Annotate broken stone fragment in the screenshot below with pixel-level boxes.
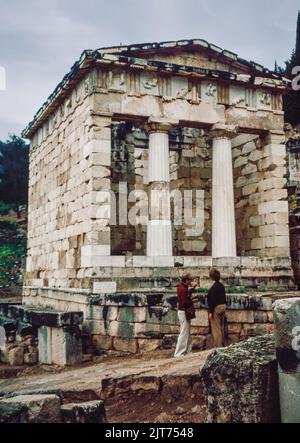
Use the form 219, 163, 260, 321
273, 298, 300, 373
23, 351, 38, 366
8, 347, 24, 366
200, 335, 280, 423
3, 388, 63, 401
0, 394, 61, 423
174, 406, 185, 415
0, 402, 28, 423
60, 400, 106, 423
273, 298, 300, 423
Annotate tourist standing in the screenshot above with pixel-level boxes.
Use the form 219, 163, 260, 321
174, 273, 198, 358
207, 268, 227, 348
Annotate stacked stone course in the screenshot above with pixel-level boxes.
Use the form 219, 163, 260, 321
234, 132, 289, 258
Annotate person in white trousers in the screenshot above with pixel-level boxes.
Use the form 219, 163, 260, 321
174, 273, 198, 358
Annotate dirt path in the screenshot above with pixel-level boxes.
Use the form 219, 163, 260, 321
0, 350, 212, 423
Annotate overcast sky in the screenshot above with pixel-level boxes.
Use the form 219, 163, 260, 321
0, 0, 299, 140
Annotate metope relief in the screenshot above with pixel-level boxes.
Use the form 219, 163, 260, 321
108, 70, 127, 93
201, 81, 217, 103
140, 73, 159, 95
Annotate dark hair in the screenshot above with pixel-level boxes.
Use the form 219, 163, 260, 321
181, 272, 192, 283
209, 268, 221, 282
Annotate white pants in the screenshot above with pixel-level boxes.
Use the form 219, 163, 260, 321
174, 310, 192, 358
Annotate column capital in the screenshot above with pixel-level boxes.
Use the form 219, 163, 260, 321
210, 123, 239, 140
145, 117, 179, 133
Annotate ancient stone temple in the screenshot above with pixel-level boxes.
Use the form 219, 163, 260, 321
17, 39, 298, 359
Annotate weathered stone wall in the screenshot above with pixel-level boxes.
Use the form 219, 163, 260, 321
25, 76, 91, 289
150, 50, 248, 74
233, 132, 289, 258
86, 292, 286, 354
22, 287, 297, 355
170, 128, 211, 256
111, 122, 137, 255
24, 72, 115, 290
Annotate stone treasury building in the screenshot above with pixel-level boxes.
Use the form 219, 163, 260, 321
13, 39, 299, 361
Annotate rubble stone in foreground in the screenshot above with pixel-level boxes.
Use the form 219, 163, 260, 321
200, 335, 280, 423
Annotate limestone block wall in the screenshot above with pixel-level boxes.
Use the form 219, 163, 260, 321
24, 72, 112, 290
233, 131, 289, 258
110, 122, 137, 255
22, 285, 296, 356
85, 292, 283, 355
169, 128, 212, 256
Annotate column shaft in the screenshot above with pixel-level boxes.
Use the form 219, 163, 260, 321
147, 128, 172, 257
212, 127, 237, 258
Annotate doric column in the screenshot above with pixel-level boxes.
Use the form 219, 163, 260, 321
145, 118, 178, 257
211, 124, 238, 258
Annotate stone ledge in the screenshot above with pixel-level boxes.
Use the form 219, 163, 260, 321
1, 305, 83, 328
78, 255, 293, 268
21, 289, 300, 311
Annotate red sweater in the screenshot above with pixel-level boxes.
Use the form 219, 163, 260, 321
177, 283, 194, 311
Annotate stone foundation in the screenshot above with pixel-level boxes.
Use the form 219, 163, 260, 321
23, 255, 296, 295
19, 282, 300, 355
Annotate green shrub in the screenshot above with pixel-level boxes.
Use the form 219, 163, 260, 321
0, 221, 27, 289
0, 201, 14, 216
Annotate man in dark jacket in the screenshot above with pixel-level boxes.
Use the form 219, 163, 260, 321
174, 272, 198, 357
207, 268, 227, 348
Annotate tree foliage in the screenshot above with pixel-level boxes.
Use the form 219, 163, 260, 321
283, 11, 300, 126
0, 135, 29, 217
